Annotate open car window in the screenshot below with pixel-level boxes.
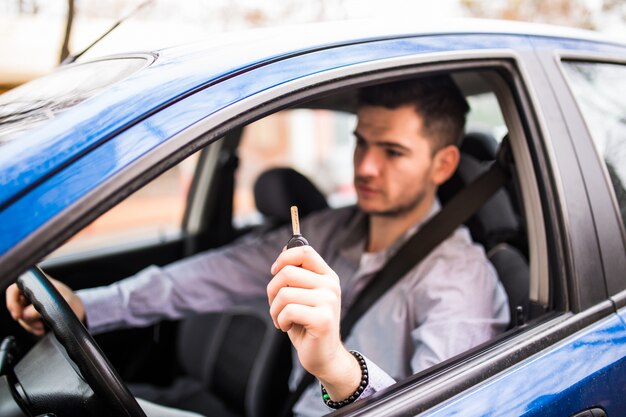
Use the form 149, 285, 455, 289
233, 85, 509, 230
234, 109, 357, 228
232, 69, 543, 324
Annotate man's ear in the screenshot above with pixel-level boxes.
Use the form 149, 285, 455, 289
431, 145, 460, 186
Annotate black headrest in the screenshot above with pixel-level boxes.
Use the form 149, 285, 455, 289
438, 153, 519, 249
461, 131, 498, 161
253, 167, 328, 223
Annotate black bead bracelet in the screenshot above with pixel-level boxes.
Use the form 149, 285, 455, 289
321, 350, 369, 409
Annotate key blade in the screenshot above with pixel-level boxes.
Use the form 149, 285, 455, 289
290, 206, 300, 235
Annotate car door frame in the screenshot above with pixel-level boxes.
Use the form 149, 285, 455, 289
542, 46, 626, 306
349, 38, 626, 417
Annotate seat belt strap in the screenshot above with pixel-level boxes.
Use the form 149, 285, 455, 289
341, 157, 509, 335
280, 143, 511, 416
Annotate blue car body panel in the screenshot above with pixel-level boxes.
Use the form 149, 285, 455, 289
423, 312, 626, 416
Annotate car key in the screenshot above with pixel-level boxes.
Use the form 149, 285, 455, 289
287, 206, 309, 248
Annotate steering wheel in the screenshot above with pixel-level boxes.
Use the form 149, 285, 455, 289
16, 266, 146, 417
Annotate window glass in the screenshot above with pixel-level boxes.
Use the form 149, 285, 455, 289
466, 92, 508, 142
562, 61, 626, 231
0, 57, 149, 145
234, 109, 356, 227
49, 153, 199, 258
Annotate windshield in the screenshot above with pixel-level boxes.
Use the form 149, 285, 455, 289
0, 57, 150, 146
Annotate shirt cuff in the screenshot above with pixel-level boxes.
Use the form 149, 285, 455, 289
359, 352, 396, 398
76, 284, 125, 335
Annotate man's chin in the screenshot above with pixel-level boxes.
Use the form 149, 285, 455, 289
357, 202, 397, 217
358, 199, 425, 218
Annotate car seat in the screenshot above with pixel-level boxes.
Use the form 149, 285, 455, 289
439, 132, 530, 328
129, 167, 328, 417
253, 167, 328, 230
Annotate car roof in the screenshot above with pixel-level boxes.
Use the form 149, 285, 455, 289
1, 18, 625, 263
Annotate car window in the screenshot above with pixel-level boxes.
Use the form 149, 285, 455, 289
233, 94, 508, 229
561, 61, 626, 233
49, 153, 199, 258
233, 109, 357, 228
466, 92, 508, 141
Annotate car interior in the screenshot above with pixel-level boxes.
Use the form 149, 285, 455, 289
0, 67, 552, 416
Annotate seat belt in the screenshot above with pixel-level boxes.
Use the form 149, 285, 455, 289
280, 141, 512, 416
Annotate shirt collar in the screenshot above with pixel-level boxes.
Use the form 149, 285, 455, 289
338, 199, 442, 265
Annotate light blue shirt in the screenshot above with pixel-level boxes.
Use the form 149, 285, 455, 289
78, 202, 509, 416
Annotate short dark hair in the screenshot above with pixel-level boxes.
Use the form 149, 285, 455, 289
357, 75, 469, 151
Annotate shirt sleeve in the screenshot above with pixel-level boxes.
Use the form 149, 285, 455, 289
354, 354, 396, 398
78, 225, 293, 334
77, 206, 353, 335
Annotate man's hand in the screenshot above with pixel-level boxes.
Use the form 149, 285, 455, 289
267, 246, 361, 401
5, 277, 85, 336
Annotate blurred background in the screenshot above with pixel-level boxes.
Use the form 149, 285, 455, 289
1, 0, 625, 93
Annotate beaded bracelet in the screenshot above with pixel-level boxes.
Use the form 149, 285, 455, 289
321, 350, 369, 409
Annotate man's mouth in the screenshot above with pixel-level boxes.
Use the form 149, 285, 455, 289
355, 181, 379, 196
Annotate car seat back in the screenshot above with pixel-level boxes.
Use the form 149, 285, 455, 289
439, 132, 530, 327
253, 167, 328, 230
176, 304, 292, 417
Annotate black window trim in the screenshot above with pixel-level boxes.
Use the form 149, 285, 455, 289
522, 47, 608, 312
553, 51, 626, 301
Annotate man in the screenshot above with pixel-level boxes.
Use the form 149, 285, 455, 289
6, 75, 509, 416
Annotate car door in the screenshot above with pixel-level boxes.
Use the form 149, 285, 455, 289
344, 37, 626, 417
0, 144, 236, 383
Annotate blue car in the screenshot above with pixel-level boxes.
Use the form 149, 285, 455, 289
1, 19, 625, 417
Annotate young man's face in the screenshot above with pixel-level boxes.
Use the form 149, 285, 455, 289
353, 104, 447, 217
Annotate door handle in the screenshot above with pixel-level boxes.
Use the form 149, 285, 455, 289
570, 408, 607, 417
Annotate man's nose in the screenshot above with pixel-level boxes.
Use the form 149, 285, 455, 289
355, 148, 381, 177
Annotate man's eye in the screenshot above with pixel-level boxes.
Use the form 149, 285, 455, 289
385, 149, 402, 158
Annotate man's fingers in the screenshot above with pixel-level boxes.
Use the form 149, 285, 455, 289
5, 283, 23, 319
276, 303, 320, 333
6, 283, 46, 335
17, 318, 45, 336
22, 304, 41, 322
271, 246, 334, 276
269, 287, 330, 328
267, 265, 338, 305
267, 265, 318, 304
21, 305, 45, 335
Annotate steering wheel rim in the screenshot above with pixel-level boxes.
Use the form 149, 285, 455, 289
17, 266, 146, 417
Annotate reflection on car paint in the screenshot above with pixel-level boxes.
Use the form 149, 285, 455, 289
424, 313, 626, 416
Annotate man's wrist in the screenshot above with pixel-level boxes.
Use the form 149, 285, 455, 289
321, 350, 369, 408
317, 347, 363, 401
69, 293, 86, 323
